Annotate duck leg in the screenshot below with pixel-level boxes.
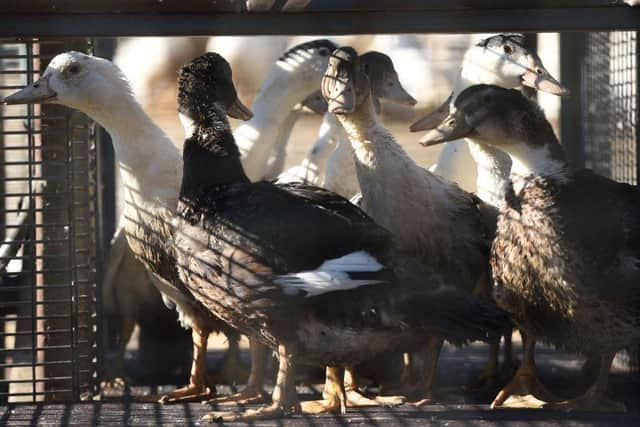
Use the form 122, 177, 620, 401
548, 352, 626, 412
203, 343, 301, 421
159, 325, 215, 403
464, 337, 500, 391
501, 327, 519, 378
101, 315, 135, 391
410, 335, 444, 406
491, 331, 558, 408
300, 367, 348, 414
207, 335, 267, 404
343, 366, 406, 407
205, 331, 249, 385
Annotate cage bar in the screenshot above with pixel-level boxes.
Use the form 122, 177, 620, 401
0, 38, 99, 403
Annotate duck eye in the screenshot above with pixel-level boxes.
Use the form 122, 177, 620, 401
503, 45, 513, 55
67, 64, 80, 75
447, 119, 456, 127
318, 48, 330, 57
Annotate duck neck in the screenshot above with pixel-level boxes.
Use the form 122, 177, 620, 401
466, 141, 512, 208
336, 96, 431, 209
180, 108, 250, 203
85, 88, 182, 211
235, 61, 317, 181
499, 139, 568, 193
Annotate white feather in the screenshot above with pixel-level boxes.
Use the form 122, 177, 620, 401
274, 251, 385, 297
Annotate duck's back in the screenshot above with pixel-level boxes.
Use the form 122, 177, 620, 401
179, 182, 392, 273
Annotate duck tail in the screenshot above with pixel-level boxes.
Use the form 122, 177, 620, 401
397, 286, 511, 345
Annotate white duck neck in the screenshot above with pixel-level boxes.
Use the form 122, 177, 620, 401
86, 88, 182, 211
498, 140, 568, 192
235, 60, 318, 181
466, 141, 512, 208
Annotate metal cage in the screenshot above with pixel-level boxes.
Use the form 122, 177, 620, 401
0, 38, 100, 403
562, 31, 639, 185
582, 31, 638, 184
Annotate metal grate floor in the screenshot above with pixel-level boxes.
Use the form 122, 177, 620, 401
2, 343, 640, 426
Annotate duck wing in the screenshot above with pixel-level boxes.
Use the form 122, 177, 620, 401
555, 169, 640, 304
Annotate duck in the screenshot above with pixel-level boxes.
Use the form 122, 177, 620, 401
411, 35, 569, 385
413, 34, 568, 196
2, 51, 249, 405
234, 39, 337, 181
278, 51, 417, 197
322, 47, 496, 404
173, 52, 509, 421
420, 84, 640, 412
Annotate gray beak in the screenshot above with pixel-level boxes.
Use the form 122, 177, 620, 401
3, 77, 57, 105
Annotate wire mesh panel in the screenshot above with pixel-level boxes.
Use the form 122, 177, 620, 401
0, 39, 100, 403
582, 31, 638, 184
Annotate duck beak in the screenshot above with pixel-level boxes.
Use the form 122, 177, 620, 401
227, 97, 253, 121
521, 53, 569, 96
301, 90, 328, 115
381, 75, 417, 107
418, 114, 472, 147
3, 77, 57, 105
410, 96, 451, 132
325, 76, 356, 115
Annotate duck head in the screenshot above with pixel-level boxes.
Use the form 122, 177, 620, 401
2, 52, 136, 120
321, 47, 372, 115
418, 84, 553, 149
466, 34, 568, 96
360, 51, 417, 107
177, 52, 253, 130
410, 34, 568, 132
275, 39, 338, 86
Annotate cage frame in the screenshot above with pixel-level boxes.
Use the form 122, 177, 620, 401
0, 0, 637, 406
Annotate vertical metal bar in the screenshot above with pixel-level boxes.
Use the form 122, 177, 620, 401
66, 107, 78, 402
91, 37, 116, 396
636, 31, 639, 184
560, 31, 588, 169
25, 38, 36, 404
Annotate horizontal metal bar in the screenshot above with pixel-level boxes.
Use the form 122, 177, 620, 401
0, 0, 626, 13
0, 327, 89, 337
0, 299, 72, 308
0, 389, 74, 397
0, 376, 73, 384
1, 176, 67, 183
0, 345, 71, 354
1, 145, 67, 152
0, 311, 93, 319
1, 159, 67, 166
0, 238, 73, 248
0, 360, 72, 369
0, 115, 66, 120
0, 254, 69, 260
0, 8, 639, 36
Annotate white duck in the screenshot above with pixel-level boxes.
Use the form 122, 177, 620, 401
3, 51, 252, 404
234, 39, 337, 181
415, 34, 568, 196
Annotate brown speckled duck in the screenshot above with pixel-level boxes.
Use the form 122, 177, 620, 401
421, 84, 640, 412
